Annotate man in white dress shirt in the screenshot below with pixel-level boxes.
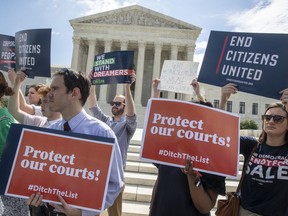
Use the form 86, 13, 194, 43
27, 68, 124, 216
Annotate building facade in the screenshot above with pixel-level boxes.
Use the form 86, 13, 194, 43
69, 5, 201, 106
68, 5, 277, 127
2, 5, 276, 128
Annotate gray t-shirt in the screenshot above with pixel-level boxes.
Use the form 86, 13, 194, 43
89, 106, 137, 168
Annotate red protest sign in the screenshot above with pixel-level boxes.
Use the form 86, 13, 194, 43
140, 98, 240, 178
4, 127, 114, 212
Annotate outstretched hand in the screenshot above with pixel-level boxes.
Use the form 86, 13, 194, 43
221, 83, 238, 102
191, 79, 200, 96
152, 78, 161, 98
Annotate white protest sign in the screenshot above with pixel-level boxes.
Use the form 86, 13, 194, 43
159, 60, 199, 94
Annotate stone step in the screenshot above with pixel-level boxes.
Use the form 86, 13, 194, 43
124, 184, 152, 202
100, 200, 150, 216
124, 170, 239, 194
124, 171, 157, 186
125, 161, 158, 174
125, 159, 244, 178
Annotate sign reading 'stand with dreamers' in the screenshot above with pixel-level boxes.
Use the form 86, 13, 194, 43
91, 51, 134, 85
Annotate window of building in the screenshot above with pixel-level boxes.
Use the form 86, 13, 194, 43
214, 99, 219, 109
239, 102, 245, 114
227, 101, 232, 112
252, 103, 258, 115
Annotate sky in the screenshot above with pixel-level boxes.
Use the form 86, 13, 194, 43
1, 0, 288, 69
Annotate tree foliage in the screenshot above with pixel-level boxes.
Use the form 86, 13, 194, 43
240, 119, 258, 129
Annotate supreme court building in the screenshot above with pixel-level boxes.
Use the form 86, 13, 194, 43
4, 5, 273, 128
69, 5, 201, 107
67, 5, 276, 127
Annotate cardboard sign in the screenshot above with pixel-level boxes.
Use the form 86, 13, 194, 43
159, 60, 199, 94
198, 31, 288, 99
0, 34, 16, 71
140, 99, 240, 178
91, 51, 134, 85
15, 28, 51, 78
0, 124, 115, 213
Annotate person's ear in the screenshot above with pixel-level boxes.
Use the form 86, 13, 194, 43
71, 87, 81, 99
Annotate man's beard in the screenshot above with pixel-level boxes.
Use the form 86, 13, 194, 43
112, 107, 125, 116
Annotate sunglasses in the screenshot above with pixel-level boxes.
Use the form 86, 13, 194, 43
262, 115, 287, 123
110, 101, 125, 107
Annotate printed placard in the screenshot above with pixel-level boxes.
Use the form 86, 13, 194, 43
91, 51, 134, 85
140, 98, 240, 178
15, 28, 51, 78
198, 31, 288, 99
0, 34, 16, 71
159, 60, 199, 94
0, 124, 114, 213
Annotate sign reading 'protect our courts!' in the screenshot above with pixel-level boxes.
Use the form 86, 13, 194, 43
0, 124, 115, 213
140, 98, 240, 178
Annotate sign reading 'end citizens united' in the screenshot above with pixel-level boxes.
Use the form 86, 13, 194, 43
198, 31, 288, 99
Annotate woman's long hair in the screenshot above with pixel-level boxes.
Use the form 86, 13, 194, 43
258, 102, 288, 144
0, 71, 14, 99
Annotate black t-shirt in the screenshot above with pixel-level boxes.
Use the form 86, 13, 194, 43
240, 136, 288, 216
149, 164, 226, 216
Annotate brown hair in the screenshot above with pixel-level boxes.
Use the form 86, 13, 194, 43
37, 86, 51, 98
54, 68, 91, 106
0, 71, 14, 99
258, 102, 288, 144
29, 83, 46, 92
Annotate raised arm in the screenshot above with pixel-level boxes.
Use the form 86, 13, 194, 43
7, 71, 28, 123
151, 78, 161, 98
183, 159, 218, 213
8, 68, 36, 115
191, 79, 206, 102
87, 71, 98, 109
125, 71, 136, 117
219, 83, 238, 110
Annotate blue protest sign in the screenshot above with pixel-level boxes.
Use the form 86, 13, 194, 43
15, 29, 51, 78
0, 34, 16, 71
91, 51, 134, 85
198, 31, 288, 99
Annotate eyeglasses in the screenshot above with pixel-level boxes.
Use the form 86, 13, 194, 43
110, 101, 125, 107
262, 115, 287, 123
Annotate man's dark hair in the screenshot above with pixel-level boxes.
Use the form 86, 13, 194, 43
54, 68, 91, 106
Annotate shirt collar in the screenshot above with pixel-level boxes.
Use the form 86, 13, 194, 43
61, 109, 86, 131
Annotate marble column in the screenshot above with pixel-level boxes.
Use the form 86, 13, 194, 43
152, 42, 163, 79
71, 37, 81, 70
184, 44, 196, 101
186, 44, 195, 61
167, 44, 179, 99
134, 41, 146, 105
116, 40, 129, 95
85, 39, 96, 75
98, 39, 112, 102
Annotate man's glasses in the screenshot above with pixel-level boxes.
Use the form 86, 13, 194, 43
262, 115, 287, 123
110, 101, 125, 107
